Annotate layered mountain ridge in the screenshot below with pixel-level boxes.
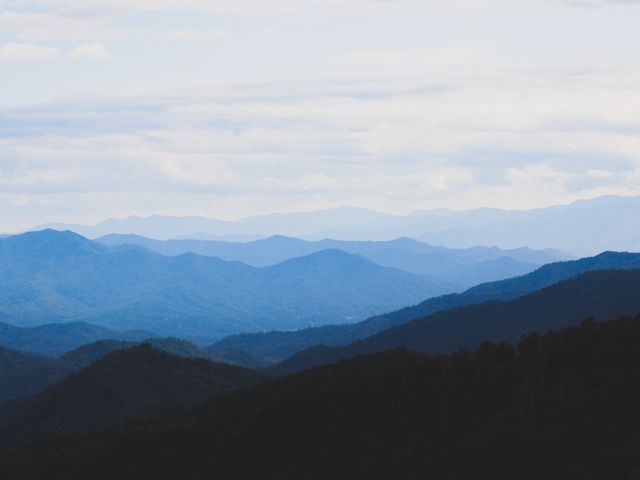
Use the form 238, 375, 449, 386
0, 230, 451, 339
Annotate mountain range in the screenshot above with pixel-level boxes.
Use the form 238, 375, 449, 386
270, 268, 640, 375
0, 230, 451, 339
97, 234, 565, 289
32, 195, 640, 255
3, 315, 640, 479
209, 251, 640, 362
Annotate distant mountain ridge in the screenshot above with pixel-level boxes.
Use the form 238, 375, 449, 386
269, 268, 640, 375
97, 234, 566, 289
28, 195, 640, 254
0, 230, 450, 339
209, 251, 640, 361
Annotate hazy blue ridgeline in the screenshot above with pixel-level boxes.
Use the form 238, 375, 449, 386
269, 267, 640, 375
37, 195, 640, 255
0, 230, 454, 339
97, 233, 565, 289
209, 251, 640, 361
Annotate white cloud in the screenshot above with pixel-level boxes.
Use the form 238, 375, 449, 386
1, 0, 639, 229
2, 64, 639, 219
587, 169, 615, 179
12, 195, 29, 206
69, 43, 111, 60
0, 11, 117, 42
0, 42, 60, 62
168, 29, 226, 41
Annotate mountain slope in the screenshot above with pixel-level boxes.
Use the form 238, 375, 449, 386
269, 268, 640, 375
209, 251, 640, 361
97, 234, 566, 288
0, 339, 145, 404
0, 321, 154, 357
4, 315, 640, 479
0, 230, 451, 338
0, 348, 65, 404
0, 345, 266, 451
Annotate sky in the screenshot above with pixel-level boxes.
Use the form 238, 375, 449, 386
1, 0, 640, 231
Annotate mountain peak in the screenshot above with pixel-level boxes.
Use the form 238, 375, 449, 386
2, 229, 103, 256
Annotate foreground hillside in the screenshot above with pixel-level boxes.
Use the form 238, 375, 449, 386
0, 345, 265, 452
0, 348, 67, 404
0, 337, 268, 405
0, 230, 450, 338
270, 268, 640, 375
210, 251, 640, 361
4, 315, 640, 479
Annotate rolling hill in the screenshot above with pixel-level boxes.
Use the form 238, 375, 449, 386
269, 268, 640, 375
0, 336, 265, 405
0, 230, 451, 339
3, 315, 640, 479
0, 345, 266, 451
0, 347, 66, 404
0, 340, 136, 404
209, 251, 640, 361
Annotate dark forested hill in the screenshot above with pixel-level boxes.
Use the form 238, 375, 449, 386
4, 315, 640, 479
97, 233, 566, 288
0, 230, 451, 338
209, 251, 640, 361
0, 345, 265, 451
0, 341, 140, 404
269, 268, 640, 375
0, 348, 65, 404
0, 336, 266, 405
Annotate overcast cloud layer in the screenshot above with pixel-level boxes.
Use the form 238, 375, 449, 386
1, 0, 640, 231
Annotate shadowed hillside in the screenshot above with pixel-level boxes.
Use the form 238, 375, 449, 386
210, 251, 640, 361
0, 345, 266, 452
269, 268, 640, 375
0, 348, 65, 404
4, 315, 640, 478
0, 335, 270, 405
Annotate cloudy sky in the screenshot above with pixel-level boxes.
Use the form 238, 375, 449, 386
1, 0, 640, 231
